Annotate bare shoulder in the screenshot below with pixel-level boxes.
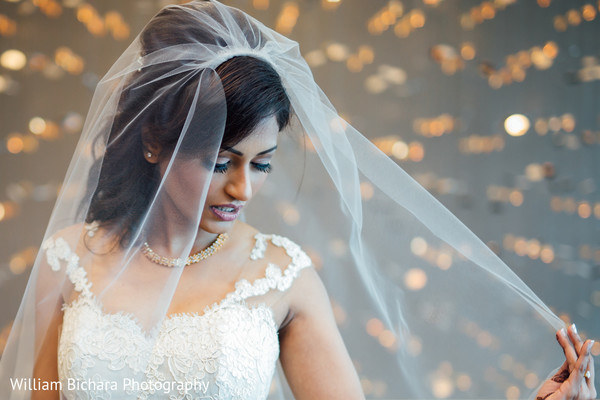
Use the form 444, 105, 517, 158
44, 222, 87, 244
43, 221, 118, 252
284, 262, 326, 315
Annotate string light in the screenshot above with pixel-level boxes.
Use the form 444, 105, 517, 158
504, 114, 530, 137
430, 44, 465, 75
275, 1, 299, 34
459, 134, 505, 154
31, 0, 63, 17
367, 1, 404, 36
502, 235, 592, 266
365, 64, 406, 93
0, 49, 26, 71
554, 4, 597, 31
460, 0, 517, 30
252, 0, 269, 10
480, 42, 558, 88
3, 114, 82, 156
322, 0, 341, 10
394, 9, 426, 38
414, 114, 456, 137
0, 14, 17, 36
76, 4, 130, 39
575, 55, 600, 83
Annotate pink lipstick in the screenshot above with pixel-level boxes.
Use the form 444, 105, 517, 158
210, 204, 242, 221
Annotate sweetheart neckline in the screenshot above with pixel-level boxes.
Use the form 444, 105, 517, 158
63, 291, 278, 341
65, 260, 284, 327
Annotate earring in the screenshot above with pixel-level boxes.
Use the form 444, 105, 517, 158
146, 152, 153, 158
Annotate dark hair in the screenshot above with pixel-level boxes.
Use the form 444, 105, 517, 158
81, 3, 291, 247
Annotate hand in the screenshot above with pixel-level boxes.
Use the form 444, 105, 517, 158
536, 324, 596, 400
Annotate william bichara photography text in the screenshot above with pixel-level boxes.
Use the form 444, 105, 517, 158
10, 377, 211, 394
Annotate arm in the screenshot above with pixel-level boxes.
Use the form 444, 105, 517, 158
31, 296, 63, 400
278, 267, 365, 400
31, 253, 64, 400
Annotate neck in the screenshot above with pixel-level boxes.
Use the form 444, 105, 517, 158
145, 208, 220, 258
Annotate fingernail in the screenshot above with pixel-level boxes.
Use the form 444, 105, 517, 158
590, 340, 595, 353
560, 328, 566, 337
571, 323, 578, 334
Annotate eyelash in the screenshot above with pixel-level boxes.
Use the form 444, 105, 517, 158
213, 162, 272, 174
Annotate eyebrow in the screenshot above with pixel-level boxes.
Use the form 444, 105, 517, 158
222, 145, 278, 156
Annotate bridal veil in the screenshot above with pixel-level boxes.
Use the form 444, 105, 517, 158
0, 1, 568, 398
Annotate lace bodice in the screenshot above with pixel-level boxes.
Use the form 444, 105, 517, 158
42, 233, 312, 400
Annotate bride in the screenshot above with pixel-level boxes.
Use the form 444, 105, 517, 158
0, 1, 596, 399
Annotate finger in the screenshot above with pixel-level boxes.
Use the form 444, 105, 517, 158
547, 359, 570, 385
584, 355, 593, 391
567, 324, 584, 356
566, 340, 593, 390
550, 344, 594, 400
557, 328, 579, 370
584, 341, 595, 391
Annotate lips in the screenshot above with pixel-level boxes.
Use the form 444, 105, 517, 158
210, 204, 242, 222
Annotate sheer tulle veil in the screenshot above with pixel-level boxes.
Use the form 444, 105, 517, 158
0, 1, 570, 398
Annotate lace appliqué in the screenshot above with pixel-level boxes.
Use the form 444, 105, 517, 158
228, 233, 312, 302
44, 232, 313, 400
42, 237, 91, 295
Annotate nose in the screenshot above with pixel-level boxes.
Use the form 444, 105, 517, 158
225, 165, 252, 202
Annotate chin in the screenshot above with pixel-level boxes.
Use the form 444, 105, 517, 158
199, 220, 234, 235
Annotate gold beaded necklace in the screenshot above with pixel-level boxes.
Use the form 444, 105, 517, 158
142, 233, 229, 267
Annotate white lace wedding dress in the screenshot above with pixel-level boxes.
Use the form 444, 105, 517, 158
42, 233, 312, 400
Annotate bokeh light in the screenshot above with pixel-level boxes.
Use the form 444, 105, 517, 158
504, 114, 530, 136
404, 268, 427, 291
1, 49, 27, 70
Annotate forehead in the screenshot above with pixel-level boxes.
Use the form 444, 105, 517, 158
229, 116, 279, 151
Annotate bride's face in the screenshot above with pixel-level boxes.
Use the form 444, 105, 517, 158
157, 116, 279, 235
202, 116, 279, 233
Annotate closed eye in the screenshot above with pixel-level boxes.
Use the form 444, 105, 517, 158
213, 162, 272, 174
251, 162, 272, 173
214, 161, 230, 174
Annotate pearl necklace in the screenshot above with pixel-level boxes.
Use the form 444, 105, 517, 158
142, 233, 229, 267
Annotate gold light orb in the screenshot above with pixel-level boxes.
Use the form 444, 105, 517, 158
504, 114, 530, 136
29, 117, 46, 135
1, 49, 27, 71
404, 268, 427, 291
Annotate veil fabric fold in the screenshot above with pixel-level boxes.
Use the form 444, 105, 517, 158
1, 1, 567, 399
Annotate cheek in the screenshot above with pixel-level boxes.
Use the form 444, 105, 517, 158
250, 173, 270, 194
205, 176, 225, 200
169, 164, 213, 206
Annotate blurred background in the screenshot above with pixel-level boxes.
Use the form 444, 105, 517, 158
0, 0, 598, 397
